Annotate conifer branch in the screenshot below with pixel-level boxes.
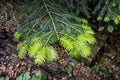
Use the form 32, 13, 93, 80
43, 0, 59, 39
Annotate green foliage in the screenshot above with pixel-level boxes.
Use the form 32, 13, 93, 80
0, 77, 9, 80
57, 0, 120, 24
32, 70, 47, 80
93, 64, 120, 79
16, 72, 30, 80
15, 0, 96, 63
107, 25, 114, 33
98, 26, 105, 31
32, 70, 41, 80
59, 63, 72, 75
93, 64, 106, 73
16, 70, 47, 80
113, 71, 120, 75
94, 0, 120, 24
59, 57, 76, 75
65, 65, 72, 75
56, 0, 90, 18
93, 0, 120, 32
114, 53, 120, 66
57, 0, 120, 33
14, 0, 120, 64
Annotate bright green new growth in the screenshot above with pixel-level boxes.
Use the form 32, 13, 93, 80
15, 0, 96, 63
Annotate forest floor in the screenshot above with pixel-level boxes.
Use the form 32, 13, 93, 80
0, 13, 120, 80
